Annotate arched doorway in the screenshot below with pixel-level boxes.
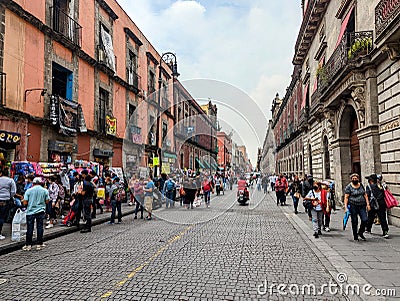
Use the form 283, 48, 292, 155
335, 105, 361, 187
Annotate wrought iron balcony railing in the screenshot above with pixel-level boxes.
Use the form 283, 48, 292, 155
375, 0, 400, 39
126, 68, 139, 89
318, 31, 373, 93
50, 6, 82, 47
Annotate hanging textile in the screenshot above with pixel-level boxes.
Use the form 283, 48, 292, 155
335, 7, 354, 49
100, 25, 116, 72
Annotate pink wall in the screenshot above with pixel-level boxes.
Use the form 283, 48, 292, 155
113, 83, 126, 138
80, 0, 95, 58
24, 23, 45, 117
13, 0, 45, 23
78, 59, 95, 130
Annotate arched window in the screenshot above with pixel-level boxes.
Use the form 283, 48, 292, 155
323, 136, 331, 179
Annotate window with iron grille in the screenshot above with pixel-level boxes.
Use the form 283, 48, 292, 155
127, 50, 137, 87
99, 88, 108, 133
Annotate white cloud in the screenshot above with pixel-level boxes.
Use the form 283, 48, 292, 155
117, 0, 302, 164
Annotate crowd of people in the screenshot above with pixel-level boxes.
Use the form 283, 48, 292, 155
259, 172, 391, 240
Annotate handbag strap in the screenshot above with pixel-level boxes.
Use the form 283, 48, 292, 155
367, 184, 376, 199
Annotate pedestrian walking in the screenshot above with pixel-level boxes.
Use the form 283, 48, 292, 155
256, 177, 262, 191
72, 172, 83, 227
269, 174, 276, 191
202, 176, 213, 208
343, 173, 371, 241
0, 168, 16, 240
143, 175, 155, 220
302, 175, 314, 220
163, 176, 176, 208
365, 174, 389, 238
262, 175, 268, 194
80, 175, 95, 233
109, 177, 122, 224
304, 182, 323, 238
128, 175, 136, 206
22, 177, 49, 251
275, 174, 287, 206
46, 176, 59, 229
321, 181, 332, 232
184, 178, 197, 209
288, 175, 302, 214
133, 177, 144, 219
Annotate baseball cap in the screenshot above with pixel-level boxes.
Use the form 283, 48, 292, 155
366, 174, 378, 182
33, 177, 43, 184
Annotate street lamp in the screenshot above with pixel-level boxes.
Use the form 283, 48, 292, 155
155, 52, 179, 177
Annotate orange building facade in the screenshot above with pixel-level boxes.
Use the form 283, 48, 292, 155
0, 0, 180, 177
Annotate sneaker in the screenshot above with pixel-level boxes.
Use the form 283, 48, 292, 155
383, 232, 389, 239
325, 227, 331, 232
45, 223, 54, 229
318, 230, 322, 235
22, 245, 32, 251
0, 235, 5, 240
313, 232, 319, 238
117, 221, 122, 224
358, 233, 366, 241
108, 221, 114, 225
145, 216, 152, 220
46, 220, 51, 225
36, 244, 46, 251
140, 215, 144, 219
128, 202, 133, 206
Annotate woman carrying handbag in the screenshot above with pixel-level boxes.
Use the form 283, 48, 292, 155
365, 174, 389, 238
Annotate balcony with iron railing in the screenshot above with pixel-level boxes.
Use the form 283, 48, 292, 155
126, 68, 139, 90
375, 0, 400, 41
318, 31, 373, 93
97, 45, 117, 73
50, 6, 82, 47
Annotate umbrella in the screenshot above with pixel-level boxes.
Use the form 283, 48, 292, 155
343, 205, 351, 230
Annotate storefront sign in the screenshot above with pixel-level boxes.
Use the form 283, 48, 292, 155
93, 149, 114, 158
48, 140, 78, 153
0, 131, 21, 145
106, 116, 117, 136
50, 96, 59, 126
126, 155, 137, 163
162, 163, 170, 174
153, 157, 159, 166
132, 133, 142, 144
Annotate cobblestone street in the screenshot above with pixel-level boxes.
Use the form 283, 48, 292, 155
0, 187, 363, 301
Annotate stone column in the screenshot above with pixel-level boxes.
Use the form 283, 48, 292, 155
352, 68, 382, 180
331, 138, 352, 204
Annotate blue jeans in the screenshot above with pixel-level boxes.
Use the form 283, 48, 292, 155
349, 204, 368, 239
291, 194, 299, 213
26, 212, 45, 246
165, 191, 174, 208
204, 191, 211, 204
110, 200, 122, 223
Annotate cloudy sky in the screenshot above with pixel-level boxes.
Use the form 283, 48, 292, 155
117, 0, 302, 164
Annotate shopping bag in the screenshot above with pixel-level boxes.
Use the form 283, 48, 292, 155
97, 187, 105, 199
384, 189, 399, 209
11, 209, 27, 242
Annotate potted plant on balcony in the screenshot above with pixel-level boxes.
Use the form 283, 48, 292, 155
348, 37, 373, 59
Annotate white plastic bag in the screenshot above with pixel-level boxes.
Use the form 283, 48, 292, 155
11, 209, 27, 242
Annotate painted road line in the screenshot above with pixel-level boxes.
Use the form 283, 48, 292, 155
99, 224, 194, 300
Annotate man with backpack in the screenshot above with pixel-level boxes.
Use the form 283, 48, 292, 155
108, 177, 122, 224
163, 176, 176, 208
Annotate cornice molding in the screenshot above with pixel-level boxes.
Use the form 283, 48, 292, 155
96, 0, 118, 21
124, 27, 143, 46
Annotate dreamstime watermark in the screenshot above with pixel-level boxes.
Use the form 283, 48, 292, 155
257, 273, 396, 297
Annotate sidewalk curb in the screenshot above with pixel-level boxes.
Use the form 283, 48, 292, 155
0, 206, 136, 256
275, 195, 385, 301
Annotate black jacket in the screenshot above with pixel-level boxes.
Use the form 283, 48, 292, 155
366, 183, 386, 210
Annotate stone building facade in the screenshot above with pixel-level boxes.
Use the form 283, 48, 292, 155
260, 120, 276, 175
268, 0, 400, 224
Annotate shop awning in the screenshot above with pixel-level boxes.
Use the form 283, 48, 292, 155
203, 160, 210, 168
212, 163, 218, 169
195, 158, 205, 169
335, 6, 354, 48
